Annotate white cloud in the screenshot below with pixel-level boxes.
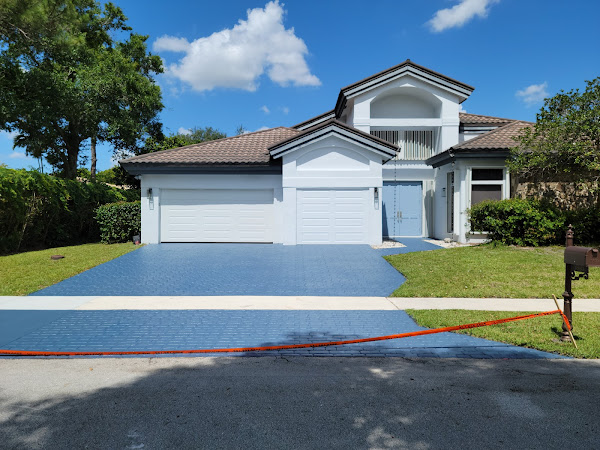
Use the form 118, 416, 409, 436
260, 105, 270, 114
1, 130, 18, 140
428, 0, 499, 33
281, 106, 290, 115
153, 37, 190, 53
8, 151, 28, 159
516, 82, 549, 106
153, 1, 320, 92
255, 126, 271, 132
458, 104, 467, 113
178, 127, 192, 135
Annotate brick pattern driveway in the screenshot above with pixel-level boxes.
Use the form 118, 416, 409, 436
10, 239, 565, 359
0, 310, 565, 359
31, 243, 418, 297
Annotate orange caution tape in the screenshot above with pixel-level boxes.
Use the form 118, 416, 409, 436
0, 309, 562, 357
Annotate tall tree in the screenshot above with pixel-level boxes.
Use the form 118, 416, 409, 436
112, 125, 227, 188
510, 77, 600, 188
0, 0, 163, 179
138, 126, 227, 154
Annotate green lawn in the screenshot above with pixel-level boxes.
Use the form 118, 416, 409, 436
0, 243, 140, 295
407, 309, 600, 359
386, 245, 600, 298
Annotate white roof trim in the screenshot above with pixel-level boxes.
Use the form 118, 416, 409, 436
295, 112, 336, 131
270, 125, 397, 160
345, 66, 473, 102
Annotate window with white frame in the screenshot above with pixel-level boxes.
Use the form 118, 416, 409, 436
470, 168, 504, 206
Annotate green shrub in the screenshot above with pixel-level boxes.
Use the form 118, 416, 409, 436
469, 198, 564, 246
0, 168, 138, 254
564, 207, 600, 245
96, 201, 141, 244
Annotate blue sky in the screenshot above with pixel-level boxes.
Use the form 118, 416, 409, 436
2, 0, 599, 172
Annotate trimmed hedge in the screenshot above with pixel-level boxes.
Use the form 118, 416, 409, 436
96, 201, 141, 244
469, 198, 600, 246
0, 168, 139, 254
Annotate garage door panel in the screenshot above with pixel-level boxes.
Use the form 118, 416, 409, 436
301, 232, 330, 243
297, 189, 368, 244
161, 189, 273, 243
335, 218, 363, 226
335, 233, 364, 243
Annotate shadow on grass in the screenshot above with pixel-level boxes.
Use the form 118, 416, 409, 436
551, 326, 582, 342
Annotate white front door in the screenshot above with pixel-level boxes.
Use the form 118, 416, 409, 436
160, 189, 274, 242
296, 189, 369, 244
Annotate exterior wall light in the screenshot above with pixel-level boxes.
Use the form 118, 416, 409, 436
147, 188, 154, 210
374, 187, 379, 209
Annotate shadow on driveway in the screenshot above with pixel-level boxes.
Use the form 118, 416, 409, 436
1, 357, 598, 448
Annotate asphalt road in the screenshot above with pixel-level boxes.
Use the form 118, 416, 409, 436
1, 357, 598, 449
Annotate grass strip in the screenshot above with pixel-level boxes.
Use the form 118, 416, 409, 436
0, 243, 140, 296
386, 245, 600, 298
406, 309, 600, 359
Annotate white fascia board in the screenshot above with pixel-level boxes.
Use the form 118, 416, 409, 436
296, 112, 336, 131
270, 127, 396, 159
345, 67, 473, 102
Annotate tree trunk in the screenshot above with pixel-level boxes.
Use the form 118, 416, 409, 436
64, 142, 80, 179
90, 136, 97, 182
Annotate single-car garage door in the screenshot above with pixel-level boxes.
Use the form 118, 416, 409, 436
160, 189, 274, 243
297, 189, 369, 244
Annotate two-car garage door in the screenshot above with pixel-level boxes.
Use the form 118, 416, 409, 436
160, 188, 370, 244
160, 189, 274, 243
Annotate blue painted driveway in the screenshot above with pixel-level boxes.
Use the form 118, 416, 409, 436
32, 243, 420, 297
0, 310, 565, 359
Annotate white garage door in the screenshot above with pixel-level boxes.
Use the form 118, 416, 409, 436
297, 189, 369, 244
160, 189, 274, 243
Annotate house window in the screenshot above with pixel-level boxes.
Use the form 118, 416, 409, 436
370, 130, 434, 160
470, 168, 504, 206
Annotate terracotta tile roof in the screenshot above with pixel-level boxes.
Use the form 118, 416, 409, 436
459, 112, 517, 125
452, 121, 534, 150
120, 127, 301, 166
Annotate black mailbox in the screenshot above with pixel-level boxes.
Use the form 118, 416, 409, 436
564, 246, 600, 270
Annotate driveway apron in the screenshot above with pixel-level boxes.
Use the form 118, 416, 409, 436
0, 310, 566, 359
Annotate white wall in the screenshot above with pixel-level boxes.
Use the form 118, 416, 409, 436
280, 134, 384, 245
370, 89, 439, 118
348, 75, 460, 154
139, 173, 283, 244
432, 159, 510, 243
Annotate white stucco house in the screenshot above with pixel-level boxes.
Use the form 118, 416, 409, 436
121, 60, 531, 245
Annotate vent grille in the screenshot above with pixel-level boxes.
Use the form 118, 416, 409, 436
370, 130, 434, 160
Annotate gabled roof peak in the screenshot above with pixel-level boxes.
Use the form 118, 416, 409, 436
335, 60, 474, 117
269, 118, 398, 159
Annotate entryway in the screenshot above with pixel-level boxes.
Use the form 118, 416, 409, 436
382, 181, 422, 237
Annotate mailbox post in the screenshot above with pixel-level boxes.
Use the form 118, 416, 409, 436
562, 226, 574, 341
562, 225, 600, 341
